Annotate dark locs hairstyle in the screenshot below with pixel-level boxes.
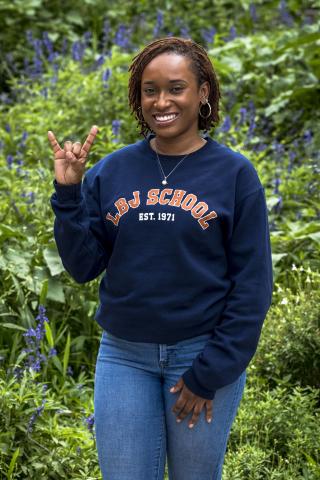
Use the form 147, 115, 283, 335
128, 36, 222, 138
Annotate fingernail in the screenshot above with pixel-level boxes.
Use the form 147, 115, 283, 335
189, 423, 194, 428
207, 418, 212, 423
170, 387, 175, 392
176, 418, 181, 423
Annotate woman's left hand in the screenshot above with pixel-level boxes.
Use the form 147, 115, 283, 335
170, 377, 213, 428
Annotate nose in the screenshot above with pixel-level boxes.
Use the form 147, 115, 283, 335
154, 90, 171, 110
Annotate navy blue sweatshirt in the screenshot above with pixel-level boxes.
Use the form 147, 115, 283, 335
50, 133, 273, 400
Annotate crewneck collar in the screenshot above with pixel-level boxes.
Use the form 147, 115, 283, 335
140, 133, 215, 160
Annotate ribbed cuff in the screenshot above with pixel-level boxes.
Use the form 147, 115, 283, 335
182, 368, 216, 400
52, 179, 82, 202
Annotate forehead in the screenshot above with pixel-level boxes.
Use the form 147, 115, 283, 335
141, 53, 195, 81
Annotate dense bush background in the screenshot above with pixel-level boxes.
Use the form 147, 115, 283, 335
0, 0, 319, 478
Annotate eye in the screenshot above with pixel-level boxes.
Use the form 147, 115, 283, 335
143, 86, 184, 95
171, 86, 183, 93
144, 88, 155, 95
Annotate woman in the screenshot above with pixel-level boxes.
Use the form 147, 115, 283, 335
49, 37, 273, 480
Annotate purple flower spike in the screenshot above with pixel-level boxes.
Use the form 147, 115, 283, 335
153, 10, 164, 37
27, 398, 46, 433
85, 414, 95, 429
102, 67, 111, 88
249, 3, 258, 23
26, 30, 34, 45
278, 0, 294, 27
114, 24, 132, 49
229, 26, 237, 40
42, 31, 53, 56
220, 115, 231, 133
201, 27, 216, 45
6, 155, 14, 169
273, 177, 281, 195
303, 130, 312, 143
238, 107, 247, 125
72, 40, 85, 62
112, 120, 121, 140
22, 305, 50, 373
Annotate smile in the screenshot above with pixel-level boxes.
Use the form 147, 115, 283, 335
153, 113, 179, 125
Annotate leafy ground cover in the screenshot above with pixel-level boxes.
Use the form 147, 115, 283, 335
0, 1, 319, 478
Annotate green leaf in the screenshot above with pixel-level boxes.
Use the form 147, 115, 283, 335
0, 323, 26, 331
45, 322, 54, 348
47, 279, 65, 303
15, 350, 28, 366
52, 355, 63, 374
265, 98, 290, 117
309, 232, 320, 244
278, 32, 320, 53
39, 279, 48, 306
65, 11, 84, 26
29, 267, 65, 302
10, 273, 25, 305
5, 249, 31, 279
43, 246, 65, 276
0, 224, 23, 241
63, 332, 71, 377
7, 447, 20, 479
271, 253, 287, 266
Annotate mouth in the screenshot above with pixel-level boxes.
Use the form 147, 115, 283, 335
152, 113, 179, 126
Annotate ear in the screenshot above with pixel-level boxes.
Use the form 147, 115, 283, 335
199, 81, 210, 102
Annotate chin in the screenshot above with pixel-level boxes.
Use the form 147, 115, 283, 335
152, 126, 181, 135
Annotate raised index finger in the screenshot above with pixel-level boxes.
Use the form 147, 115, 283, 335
81, 125, 99, 156
47, 130, 62, 154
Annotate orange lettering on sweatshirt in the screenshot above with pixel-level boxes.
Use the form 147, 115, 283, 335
198, 210, 218, 230
106, 188, 218, 229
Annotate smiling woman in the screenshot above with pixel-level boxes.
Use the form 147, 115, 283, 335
140, 53, 208, 154
128, 36, 221, 156
49, 36, 273, 480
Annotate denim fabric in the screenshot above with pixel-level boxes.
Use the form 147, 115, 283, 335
94, 329, 246, 480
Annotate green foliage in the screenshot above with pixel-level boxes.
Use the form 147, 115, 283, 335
0, 1, 319, 477
0, 368, 100, 479
224, 380, 320, 479
253, 266, 320, 389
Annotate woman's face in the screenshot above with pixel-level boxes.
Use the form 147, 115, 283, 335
140, 53, 209, 141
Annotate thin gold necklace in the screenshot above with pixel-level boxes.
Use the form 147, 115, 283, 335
153, 138, 206, 186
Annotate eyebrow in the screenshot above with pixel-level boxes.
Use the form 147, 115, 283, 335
142, 79, 188, 84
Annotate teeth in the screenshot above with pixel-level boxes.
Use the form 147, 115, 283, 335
155, 114, 177, 122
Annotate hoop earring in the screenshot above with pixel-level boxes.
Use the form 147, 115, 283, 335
199, 100, 212, 119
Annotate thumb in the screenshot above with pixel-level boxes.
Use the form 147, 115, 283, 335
170, 377, 184, 393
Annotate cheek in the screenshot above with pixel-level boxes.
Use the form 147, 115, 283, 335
141, 104, 152, 121
141, 97, 152, 109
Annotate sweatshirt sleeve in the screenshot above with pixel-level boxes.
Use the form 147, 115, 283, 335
50, 175, 111, 284
182, 187, 273, 400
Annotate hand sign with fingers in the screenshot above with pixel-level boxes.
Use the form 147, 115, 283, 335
48, 125, 99, 185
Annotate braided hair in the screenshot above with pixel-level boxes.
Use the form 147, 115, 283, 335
128, 36, 222, 138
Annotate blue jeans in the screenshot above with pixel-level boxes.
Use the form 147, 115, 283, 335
94, 329, 246, 480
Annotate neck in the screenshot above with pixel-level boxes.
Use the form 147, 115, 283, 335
150, 133, 206, 155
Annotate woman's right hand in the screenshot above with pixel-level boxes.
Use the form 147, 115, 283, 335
47, 125, 99, 185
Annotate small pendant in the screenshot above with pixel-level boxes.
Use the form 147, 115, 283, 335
162, 179, 168, 185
